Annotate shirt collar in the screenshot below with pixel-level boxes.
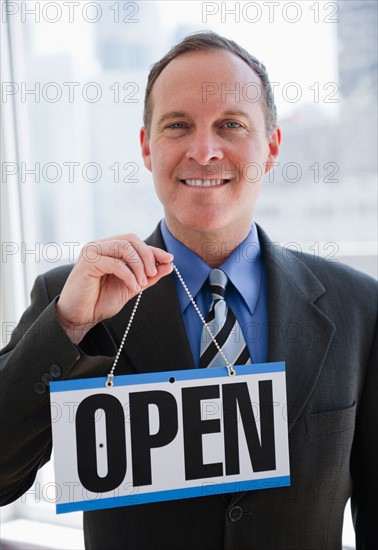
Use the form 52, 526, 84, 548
221, 224, 263, 316
161, 220, 210, 313
160, 220, 262, 316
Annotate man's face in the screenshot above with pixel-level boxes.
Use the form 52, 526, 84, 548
140, 49, 280, 243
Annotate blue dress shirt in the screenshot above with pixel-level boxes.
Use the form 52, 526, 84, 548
160, 220, 268, 368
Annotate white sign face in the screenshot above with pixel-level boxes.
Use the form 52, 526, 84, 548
50, 362, 290, 514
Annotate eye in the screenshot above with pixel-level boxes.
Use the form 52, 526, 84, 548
166, 122, 186, 129
223, 121, 243, 129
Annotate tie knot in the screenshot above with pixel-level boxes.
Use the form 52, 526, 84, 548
209, 268, 228, 300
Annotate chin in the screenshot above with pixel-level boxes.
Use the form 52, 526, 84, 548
181, 217, 230, 234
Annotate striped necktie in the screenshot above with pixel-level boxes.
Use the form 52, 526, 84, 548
200, 268, 251, 369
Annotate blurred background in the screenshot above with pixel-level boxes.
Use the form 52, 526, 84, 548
1, 1, 377, 548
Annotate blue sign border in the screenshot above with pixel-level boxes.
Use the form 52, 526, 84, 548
50, 362, 285, 393
57, 475, 290, 514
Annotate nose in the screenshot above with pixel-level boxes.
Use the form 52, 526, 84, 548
185, 128, 224, 165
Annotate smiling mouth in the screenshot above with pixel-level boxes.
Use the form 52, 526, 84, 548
180, 179, 230, 187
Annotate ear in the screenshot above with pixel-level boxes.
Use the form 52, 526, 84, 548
140, 127, 152, 172
264, 127, 281, 174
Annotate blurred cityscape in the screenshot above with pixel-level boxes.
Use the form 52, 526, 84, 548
20, 0, 377, 277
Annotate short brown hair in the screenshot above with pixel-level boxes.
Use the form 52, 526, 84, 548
143, 31, 277, 137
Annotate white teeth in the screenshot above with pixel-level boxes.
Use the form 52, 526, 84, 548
183, 179, 226, 187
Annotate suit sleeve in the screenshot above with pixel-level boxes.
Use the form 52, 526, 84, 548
351, 320, 378, 549
0, 273, 116, 505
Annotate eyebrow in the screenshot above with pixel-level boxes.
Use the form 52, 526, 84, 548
220, 109, 252, 121
156, 109, 252, 127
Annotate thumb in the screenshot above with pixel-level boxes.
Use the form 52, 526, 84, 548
150, 246, 174, 265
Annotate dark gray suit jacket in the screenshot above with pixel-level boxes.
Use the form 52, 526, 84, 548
1, 224, 377, 550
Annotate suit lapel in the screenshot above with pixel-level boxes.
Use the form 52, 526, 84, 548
230, 226, 336, 506
259, 226, 336, 432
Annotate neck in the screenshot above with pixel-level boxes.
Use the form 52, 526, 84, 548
165, 220, 252, 268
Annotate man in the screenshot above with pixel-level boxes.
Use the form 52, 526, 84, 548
1, 32, 377, 550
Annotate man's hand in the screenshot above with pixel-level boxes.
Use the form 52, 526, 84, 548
56, 234, 173, 344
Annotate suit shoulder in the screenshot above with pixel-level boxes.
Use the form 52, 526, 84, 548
279, 249, 378, 332
289, 250, 378, 319
258, 224, 377, 295
296, 250, 377, 290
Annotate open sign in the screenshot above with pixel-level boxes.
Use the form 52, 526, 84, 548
50, 363, 290, 513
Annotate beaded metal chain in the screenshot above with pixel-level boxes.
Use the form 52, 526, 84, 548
106, 263, 236, 388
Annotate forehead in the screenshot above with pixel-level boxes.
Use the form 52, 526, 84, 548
150, 49, 264, 120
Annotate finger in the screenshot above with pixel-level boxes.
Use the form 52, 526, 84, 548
91, 235, 173, 270
83, 239, 151, 288
80, 238, 173, 284
150, 246, 174, 265
92, 256, 144, 294
129, 240, 160, 278
101, 239, 173, 280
